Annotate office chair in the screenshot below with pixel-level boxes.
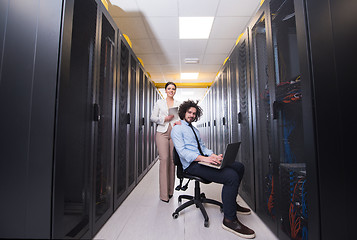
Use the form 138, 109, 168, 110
172, 147, 223, 227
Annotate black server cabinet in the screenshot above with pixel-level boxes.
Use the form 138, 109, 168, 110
300, 0, 357, 239
229, 50, 240, 145
128, 55, 137, 188
0, 0, 63, 238
248, 0, 319, 238
143, 75, 149, 171
148, 81, 154, 164
137, 67, 144, 179
207, 89, 212, 149
249, 7, 277, 233
52, 0, 98, 238
114, 38, 130, 208
53, 0, 117, 237
233, 32, 255, 210
92, 9, 116, 234
221, 68, 230, 151
212, 83, 218, 153
216, 76, 223, 154
1, 0, 158, 238
269, 0, 306, 238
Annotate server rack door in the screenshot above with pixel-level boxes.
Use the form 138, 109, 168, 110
236, 33, 256, 210
216, 76, 223, 154
148, 82, 153, 164
209, 89, 213, 149
269, 0, 308, 238
154, 90, 161, 158
114, 39, 130, 208
206, 90, 211, 149
93, 11, 116, 233
144, 75, 149, 169
203, 99, 208, 144
211, 84, 217, 153
0, 0, 61, 238
222, 67, 230, 148
128, 56, 137, 187
152, 89, 156, 160
249, 10, 277, 233
52, 0, 98, 238
229, 50, 240, 144
137, 68, 144, 179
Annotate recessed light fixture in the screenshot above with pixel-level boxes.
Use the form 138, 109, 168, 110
184, 58, 199, 64
179, 17, 214, 39
181, 72, 199, 80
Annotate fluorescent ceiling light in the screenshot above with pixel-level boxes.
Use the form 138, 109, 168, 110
179, 17, 214, 39
181, 72, 199, 80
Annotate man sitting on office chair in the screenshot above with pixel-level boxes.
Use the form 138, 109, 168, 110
171, 100, 255, 239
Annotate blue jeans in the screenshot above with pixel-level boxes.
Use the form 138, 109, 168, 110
185, 161, 245, 220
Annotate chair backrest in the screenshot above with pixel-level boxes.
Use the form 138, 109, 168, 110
173, 147, 184, 179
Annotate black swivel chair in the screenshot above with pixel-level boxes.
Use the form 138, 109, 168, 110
172, 147, 223, 227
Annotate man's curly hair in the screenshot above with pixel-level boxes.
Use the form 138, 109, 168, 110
178, 100, 203, 122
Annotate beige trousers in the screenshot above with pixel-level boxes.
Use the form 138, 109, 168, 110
155, 125, 175, 201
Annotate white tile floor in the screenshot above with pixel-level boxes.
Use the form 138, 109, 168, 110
94, 161, 278, 240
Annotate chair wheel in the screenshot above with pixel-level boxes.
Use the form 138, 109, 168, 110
201, 193, 206, 198
204, 220, 209, 227
172, 212, 179, 219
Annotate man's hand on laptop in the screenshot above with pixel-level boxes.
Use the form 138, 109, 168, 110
205, 154, 223, 166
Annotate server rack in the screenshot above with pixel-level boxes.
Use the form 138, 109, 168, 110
197, 0, 356, 239
0, 0, 159, 238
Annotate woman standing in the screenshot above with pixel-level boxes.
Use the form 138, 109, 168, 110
150, 82, 180, 202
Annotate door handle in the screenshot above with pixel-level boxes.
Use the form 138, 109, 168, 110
273, 101, 282, 120
238, 112, 242, 124
93, 103, 101, 121
127, 113, 131, 124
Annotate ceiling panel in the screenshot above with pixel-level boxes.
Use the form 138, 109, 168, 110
197, 72, 217, 81
180, 40, 208, 55
136, 0, 178, 17
199, 64, 222, 72
178, 0, 220, 16
159, 54, 180, 65
144, 17, 179, 39
202, 54, 227, 65
109, 0, 140, 16
151, 39, 180, 55
205, 39, 235, 54
131, 39, 154, 54
180, 64, 201, 72
144, 64, 162, 72
139, 54, 164, 65
210, 16, 251, 39
160, 64, 180, 72
113, 17, 149, 39
217, 0, 261, 16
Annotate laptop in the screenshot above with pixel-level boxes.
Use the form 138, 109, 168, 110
198, 142, 241, 169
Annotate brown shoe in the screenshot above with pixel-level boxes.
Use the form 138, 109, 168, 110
222, 217, 255, 239
236, 203, 251, 215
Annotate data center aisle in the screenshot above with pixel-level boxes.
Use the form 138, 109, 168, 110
94, 161, 277, 240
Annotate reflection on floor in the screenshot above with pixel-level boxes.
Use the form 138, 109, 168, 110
94, 161, 278, 240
